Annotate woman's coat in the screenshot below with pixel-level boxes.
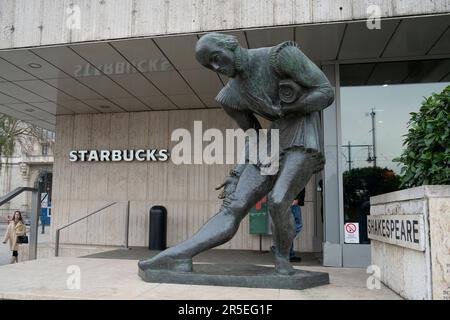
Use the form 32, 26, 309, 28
2, 220, 26, 251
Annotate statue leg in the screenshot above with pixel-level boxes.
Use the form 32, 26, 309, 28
138, 164, 275, 272
268, 150, 316, 275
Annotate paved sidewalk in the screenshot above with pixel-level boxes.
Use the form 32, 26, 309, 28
0, 257, 402, 300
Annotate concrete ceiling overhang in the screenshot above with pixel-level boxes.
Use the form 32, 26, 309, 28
0, 14, 449, 130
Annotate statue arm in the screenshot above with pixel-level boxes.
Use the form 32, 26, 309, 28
222, 106, 262, 132
277, 46, 335, 115
212, 105, 262, 198
281, 86, 334, 116
222, 106, 262, 175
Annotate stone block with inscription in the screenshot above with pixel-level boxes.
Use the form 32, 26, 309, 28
370, 186, 449, 300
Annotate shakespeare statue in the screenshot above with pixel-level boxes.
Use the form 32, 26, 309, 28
139, 33, 334, 275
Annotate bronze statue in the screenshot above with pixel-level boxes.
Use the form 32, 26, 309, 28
138, 33, 334, 275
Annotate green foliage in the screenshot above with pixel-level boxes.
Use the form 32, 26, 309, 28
343, 167, 401, 215
394, 86, 450, 187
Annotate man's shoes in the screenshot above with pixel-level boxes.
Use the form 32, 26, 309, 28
289, 256, 302, 262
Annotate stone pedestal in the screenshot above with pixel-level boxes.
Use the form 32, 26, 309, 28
370, 186, 449, 300
139, 263, 329, 290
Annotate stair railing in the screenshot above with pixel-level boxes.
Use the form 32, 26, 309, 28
54, 200, 130, 257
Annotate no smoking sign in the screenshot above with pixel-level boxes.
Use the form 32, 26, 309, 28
344, 223, 360, 244
346, 223, 357, 233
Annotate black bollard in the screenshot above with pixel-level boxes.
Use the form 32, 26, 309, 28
149, 206, 167, 250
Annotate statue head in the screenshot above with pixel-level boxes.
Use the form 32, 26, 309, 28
195, 33, 241, 78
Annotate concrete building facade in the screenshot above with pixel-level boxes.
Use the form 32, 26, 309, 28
0, 124, 54, 223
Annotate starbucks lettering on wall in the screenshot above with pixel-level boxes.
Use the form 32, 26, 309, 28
69, 149, 169, 162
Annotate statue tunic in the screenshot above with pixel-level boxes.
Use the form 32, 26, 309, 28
216, 41, 326, 172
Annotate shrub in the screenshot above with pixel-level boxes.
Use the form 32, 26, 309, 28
394, 85, 450, 187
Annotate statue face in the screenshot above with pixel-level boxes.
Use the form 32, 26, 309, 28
196, 44, 237, 78
208, 48, 236, 77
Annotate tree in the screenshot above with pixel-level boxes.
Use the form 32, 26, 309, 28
343, 166, 401, 221
394, 85, 450, 187
0, 114, 41, 172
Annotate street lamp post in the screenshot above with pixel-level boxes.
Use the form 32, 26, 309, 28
370, 108, 377, 167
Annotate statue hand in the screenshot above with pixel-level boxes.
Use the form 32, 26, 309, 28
215, 170, 240, 199
273, 102, 284, 118
244, 91, 284, 118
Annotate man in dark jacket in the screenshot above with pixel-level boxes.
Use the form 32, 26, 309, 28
290, 188, 305, 262
271, 188, 304, 262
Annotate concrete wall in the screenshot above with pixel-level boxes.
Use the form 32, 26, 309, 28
52, 109, 319, 252
427, 189, 450, 300
321, 64, 343, 266
1, 0, 448, 49
370, 186, 450, 300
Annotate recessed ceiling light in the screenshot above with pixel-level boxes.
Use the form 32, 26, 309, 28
99, 105, 111, 109
28, 63, 42, 69
383, 84, 389, 87
25, 108, 35, 112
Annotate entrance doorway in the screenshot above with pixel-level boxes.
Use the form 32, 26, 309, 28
35, 171, 52, 227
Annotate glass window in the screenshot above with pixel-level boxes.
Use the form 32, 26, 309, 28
41, 144, 48, 156
340, 59, 450, 244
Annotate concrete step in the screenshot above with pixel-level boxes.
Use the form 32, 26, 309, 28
18, 242, 123, 262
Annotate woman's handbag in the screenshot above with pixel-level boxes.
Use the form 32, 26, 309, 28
16, 235, 28, 244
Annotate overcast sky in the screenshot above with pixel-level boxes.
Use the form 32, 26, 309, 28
340, 82, 449, 173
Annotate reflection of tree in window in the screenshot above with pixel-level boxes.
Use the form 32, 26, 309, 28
343, 167, 401, 243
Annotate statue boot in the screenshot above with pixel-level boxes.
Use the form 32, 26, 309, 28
138, 249, 193, 272
269, 196, 297, 276
138, 205, 244, 273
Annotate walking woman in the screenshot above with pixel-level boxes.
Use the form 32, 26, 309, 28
2, 210, 27, 263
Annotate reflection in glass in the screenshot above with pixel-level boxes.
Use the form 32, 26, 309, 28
340, 60, 450, 244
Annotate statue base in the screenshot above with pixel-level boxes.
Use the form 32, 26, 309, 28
138, 263, 329, 290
